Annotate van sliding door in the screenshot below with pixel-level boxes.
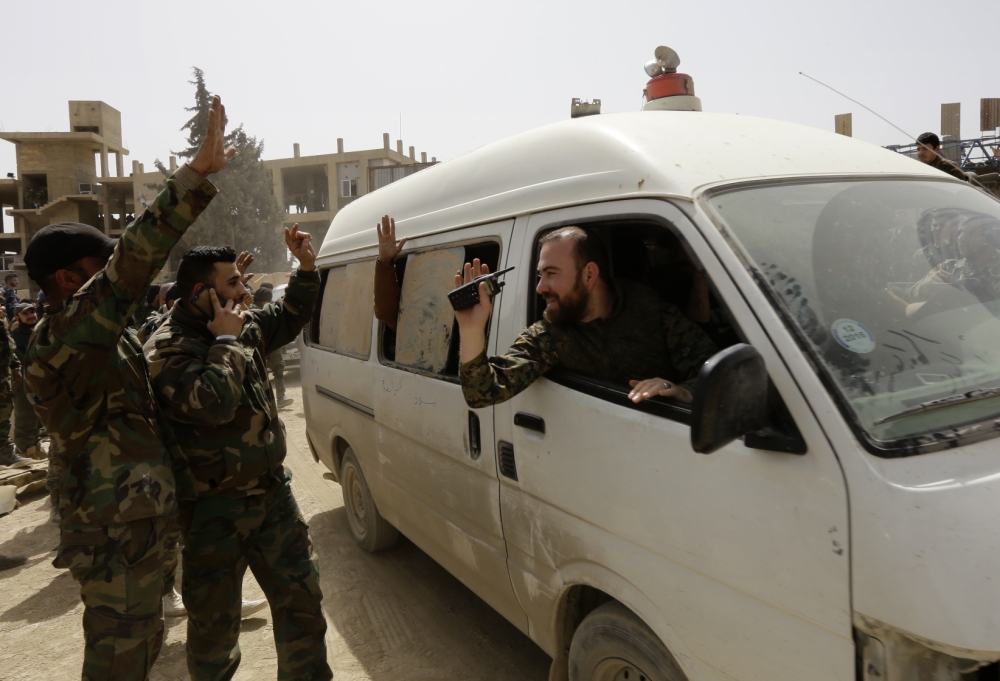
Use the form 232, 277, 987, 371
371, 219, 526, 631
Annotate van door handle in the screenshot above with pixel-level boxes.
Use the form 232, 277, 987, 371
468, 411, 481, 460
514, 412, 545, 434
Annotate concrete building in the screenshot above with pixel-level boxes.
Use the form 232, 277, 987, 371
263, 133, 435, 245
1, 101, 133, 274
2, 100, 436, 278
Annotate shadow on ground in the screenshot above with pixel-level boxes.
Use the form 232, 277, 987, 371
310, 505, 550, 681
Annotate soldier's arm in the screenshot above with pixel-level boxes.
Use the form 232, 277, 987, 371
459, 322, 558, 408
254, 268, 321, 355
661, 300, 716, 391
146, 335, 247, 426
374, 259, 401, 332
47, 165, 217, 353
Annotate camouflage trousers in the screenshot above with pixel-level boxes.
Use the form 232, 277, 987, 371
53, 516, 176, 681
12, 380, 40, 453
179, 470, 331, 681
266, 350, 285, 398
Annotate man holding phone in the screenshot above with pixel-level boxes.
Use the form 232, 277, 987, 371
144, 225, 330, 681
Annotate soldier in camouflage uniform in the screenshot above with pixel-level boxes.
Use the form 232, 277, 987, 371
144, 226, 331, 681
23, 95, 233, 681
10, 302, 42, 457
456, 227, 717, 408
0, 307, 29, 469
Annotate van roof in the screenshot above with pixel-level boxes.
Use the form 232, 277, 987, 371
318, 111, 943, 258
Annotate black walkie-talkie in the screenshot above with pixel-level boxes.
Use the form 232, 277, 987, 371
448, 267, 515, 311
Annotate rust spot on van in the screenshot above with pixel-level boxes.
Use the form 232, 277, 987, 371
638, 179, 645, 191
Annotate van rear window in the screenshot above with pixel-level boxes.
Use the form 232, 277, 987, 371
311, 261, 374, 359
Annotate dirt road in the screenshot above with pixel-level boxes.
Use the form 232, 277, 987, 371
0, 373, 551, 680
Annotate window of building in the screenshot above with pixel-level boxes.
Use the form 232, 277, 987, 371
381, 242, 500, 378
310, 260, 374, 359
73, 126, 99, 134
341, 179, 358, 198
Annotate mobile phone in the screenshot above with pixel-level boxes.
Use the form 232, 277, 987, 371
190, 287, 215, 319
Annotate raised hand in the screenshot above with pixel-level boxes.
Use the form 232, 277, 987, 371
206, 289, 247, 338
455, 258, 492, 363
285, 223, 316, 271
189, 95, 237, 178
377, 215, 407, 263
236, 251, 255, 287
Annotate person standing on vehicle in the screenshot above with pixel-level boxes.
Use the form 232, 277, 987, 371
916, 132, 970, 182
143, 227, 331, 681
10, 302, 41, 458
454, 226, 716, 407
23, 95, 233, 681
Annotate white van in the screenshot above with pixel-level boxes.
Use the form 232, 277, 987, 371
300, 110, 1000, 681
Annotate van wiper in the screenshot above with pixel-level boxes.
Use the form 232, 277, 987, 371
873, 387, 1000, 425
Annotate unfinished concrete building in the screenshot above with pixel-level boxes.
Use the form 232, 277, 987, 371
263, 134, 435, 246
0, 102, 134, 276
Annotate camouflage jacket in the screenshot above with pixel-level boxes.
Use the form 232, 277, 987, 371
129, 298, 155, 331
137, 307, 168, 345
461, 278, 717, 408
928, 155, 969, 182
25, 165, 217, 530
0, 317, 19, 377
145, 268, 319, 497
10, 322, 32, 364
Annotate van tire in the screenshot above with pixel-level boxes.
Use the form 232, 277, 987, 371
340, 448, 399, 552
568, 601, 687, 681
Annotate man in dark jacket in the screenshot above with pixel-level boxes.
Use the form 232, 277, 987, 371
144, 225, 331, 681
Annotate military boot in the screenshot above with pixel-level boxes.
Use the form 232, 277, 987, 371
0, 444, 33, 469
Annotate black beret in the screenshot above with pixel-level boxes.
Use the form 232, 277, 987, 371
24, 222, 117, 282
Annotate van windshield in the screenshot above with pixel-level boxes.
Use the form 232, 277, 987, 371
706, 178, 1000, 451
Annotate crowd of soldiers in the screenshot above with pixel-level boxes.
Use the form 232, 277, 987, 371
0, 96, 332, 681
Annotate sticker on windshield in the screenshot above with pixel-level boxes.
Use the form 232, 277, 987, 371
831, 319, 876, 354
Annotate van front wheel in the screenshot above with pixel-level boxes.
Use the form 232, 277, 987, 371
340, 448, 399, 552
568, 601, 687, 681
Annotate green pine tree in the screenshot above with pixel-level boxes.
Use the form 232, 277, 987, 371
175, 67, 213, 160
169, 68, 287, 273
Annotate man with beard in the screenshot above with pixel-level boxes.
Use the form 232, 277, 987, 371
10, 302, 41, 458
455, 226, 716, 408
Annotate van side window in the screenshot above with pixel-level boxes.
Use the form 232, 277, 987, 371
531, 221, 741, 422
310, 261, 374, 359
381, 242, 500, 378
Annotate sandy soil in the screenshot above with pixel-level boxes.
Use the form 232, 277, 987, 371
0, 373, 551, 680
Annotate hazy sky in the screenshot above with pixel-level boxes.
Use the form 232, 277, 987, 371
2, 0, 998, 206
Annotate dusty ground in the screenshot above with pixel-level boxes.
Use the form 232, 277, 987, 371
0, 372, 551, 680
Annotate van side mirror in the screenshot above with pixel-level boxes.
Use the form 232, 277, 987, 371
690, 344, 769, 454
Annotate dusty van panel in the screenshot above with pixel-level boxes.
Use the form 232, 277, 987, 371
316, 262, 374, 356
395, 248, 464, 372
